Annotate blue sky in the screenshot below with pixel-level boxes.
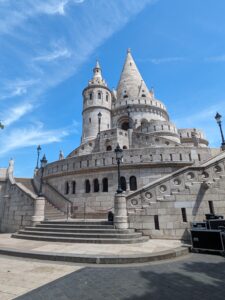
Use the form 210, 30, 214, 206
0, 0, 225, 177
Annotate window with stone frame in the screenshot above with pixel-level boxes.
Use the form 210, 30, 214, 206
130, 176, 137, 191
102, 178, 108, 192
65, 181, 70, 194
93, 178, 99, 192
85, 179, 91, 193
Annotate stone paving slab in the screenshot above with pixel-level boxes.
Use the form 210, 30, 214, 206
0, 234, 189, 264
5, 253, 225, 300
0, 234, 183, 255
0, 255, 83, 300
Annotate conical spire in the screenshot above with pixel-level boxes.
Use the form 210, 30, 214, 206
117, 49, 149, 100
88, 60, 107, 87
93, 60, 102, 80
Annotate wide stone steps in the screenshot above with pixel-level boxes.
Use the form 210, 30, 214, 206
12, 220, 149, 244
37, 224, 115, 229
11, 234, 148, 244
24, 227, 135, 234
44, 202, 66, 220
15, 230, 142, 239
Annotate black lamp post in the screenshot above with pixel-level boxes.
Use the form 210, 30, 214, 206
114, 144, 123, 194
98, 112, 102, 136
38, 154, 47, 196
215, 112, 225, 150
36, 145, 41, 169
127, 105, 132, 129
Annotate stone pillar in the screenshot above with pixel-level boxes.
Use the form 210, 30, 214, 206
128, 128, 133, 148
114, 193, 128, 229
32, 197, 45, 225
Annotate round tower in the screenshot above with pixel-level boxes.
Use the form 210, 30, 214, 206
82, 61, 112, 143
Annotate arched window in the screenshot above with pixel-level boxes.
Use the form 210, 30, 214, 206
89, 93, 92, 100
121, 122, 129, 131
106, 93, 109, 101
93, 178, 99, 192
72, 181, 76, 194
102, 178, 108, 192
98, 92, 101, 99
106, 145, 112, 151
120, 176, 127, 191
85, 179, 91, 193
130, 176, 137, 191
123, 146, 127, 149
65, 182, 69, 195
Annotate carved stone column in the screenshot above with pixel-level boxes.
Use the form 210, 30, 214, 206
32, 197, 45, 225
114, 193, 128, 229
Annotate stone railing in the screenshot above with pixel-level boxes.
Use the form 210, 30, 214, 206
126, 151, 225, 209
45, 146, 212, 178
43, 182, 72, 215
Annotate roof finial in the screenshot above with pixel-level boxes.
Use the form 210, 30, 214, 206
95, 59, 100, 69
127, 48, 131, 53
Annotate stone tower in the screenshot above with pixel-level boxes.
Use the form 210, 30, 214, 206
81, 61, 112, 143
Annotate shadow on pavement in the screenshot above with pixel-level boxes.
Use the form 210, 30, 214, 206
15, 253, 225, 300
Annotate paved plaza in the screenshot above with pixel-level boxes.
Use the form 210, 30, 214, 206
0, 253, 224, 299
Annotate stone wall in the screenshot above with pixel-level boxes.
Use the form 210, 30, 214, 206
126, 151, 225, 241
0, 181, 35, 233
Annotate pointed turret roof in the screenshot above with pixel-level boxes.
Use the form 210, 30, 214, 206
117, 49, 150, 100
88, 60, 107, 87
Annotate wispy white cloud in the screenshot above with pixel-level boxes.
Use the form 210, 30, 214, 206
2, 102, 35, 126
34, 48, 71, 62
0, 122, 75, 156
0, 0, 87, 34
0, 0, 157, 160
0, 79, 38, 100
139, 56, 186, 64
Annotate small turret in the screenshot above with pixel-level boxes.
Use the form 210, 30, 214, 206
81, 61, 112, 143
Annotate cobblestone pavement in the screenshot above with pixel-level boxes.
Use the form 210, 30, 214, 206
12, 253, 225, 300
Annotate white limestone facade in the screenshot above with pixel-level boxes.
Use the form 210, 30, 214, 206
0, 49, 224, 241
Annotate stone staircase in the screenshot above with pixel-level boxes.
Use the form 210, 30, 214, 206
12, 220, 149, 244
44, 201, 66, 220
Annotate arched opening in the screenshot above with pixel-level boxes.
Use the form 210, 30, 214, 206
98, 92, 101, 99
106, 93, 109, 101
121, 122, 129, 131
123, 146, 127, 149
102, 178, 108, 192
106, 145, 112, 151
72, 181, 76, 194
120, 176, 127, 191
89, 93, 92, 100
85, 179, 91, 193
130, 176, 137, 191
65, 182, 69, 195
93, 178, 99, 192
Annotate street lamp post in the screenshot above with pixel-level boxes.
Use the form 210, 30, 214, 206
215, 112, 225, 150
36, 145, 41, 169
38, 154, 47, 197
114, 144, 123, 194
98, 112, 102, 136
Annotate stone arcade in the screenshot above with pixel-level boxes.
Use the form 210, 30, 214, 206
0, 49, 225, 241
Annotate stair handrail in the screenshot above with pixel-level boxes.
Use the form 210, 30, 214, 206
126, 151, 225, 200
43, 181, 72, 215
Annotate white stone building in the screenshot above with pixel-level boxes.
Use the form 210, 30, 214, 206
0, 49, 225, 241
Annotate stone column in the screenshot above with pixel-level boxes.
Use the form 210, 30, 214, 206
31, 197, 45, 225
114, 193, 128, 229
128, 128, 133, 148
